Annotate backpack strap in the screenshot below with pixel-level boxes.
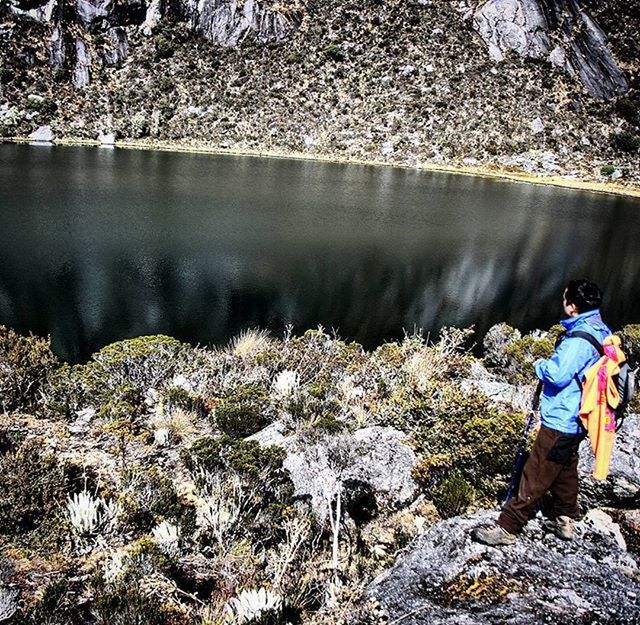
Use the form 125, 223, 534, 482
564, 331, 604, 388
565, 330, 604, 356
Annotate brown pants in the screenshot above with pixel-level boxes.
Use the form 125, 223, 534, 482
498, 425, 580, 535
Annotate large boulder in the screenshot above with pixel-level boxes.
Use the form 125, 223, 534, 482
579, 414, 640, 508
472, 0, 628, 99
366, 510, 640, 624
251, 425, 417, 523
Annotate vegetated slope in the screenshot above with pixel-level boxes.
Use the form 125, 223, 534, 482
0, 0, 639, 184
1, 321, 640, 623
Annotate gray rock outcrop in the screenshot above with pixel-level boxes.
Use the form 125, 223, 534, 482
366, 510, 640, 624
28, 125, 54, 142
185, 0, 302, 46
472, 0, 628, 99
8, 0, 302, 88
251, 425, 417, 522
579, 413, 640, 508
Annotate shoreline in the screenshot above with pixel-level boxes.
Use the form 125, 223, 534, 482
3, 136, 640, 199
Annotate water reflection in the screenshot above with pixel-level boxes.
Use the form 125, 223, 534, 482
0, 144, 638, 362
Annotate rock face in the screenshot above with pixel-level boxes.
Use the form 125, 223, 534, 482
366, 510, 640, 625
472, 0, 628, 99
579, 413, 640, 508
185, 0, 302, 46
8, 0, 302, 88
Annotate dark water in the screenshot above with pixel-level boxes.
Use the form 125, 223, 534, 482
1, 143, 639, 363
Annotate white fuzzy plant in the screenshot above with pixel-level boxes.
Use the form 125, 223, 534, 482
0, 587, 18, 622
66, 490, 121, 536
225, 588, 282, 624
195, 470, 245, 550
272, 369, 300, 399
152, 520, 181, 557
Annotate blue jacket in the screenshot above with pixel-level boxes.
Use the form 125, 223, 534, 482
534, 309, 611, 434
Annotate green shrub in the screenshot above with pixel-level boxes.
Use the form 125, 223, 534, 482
417, 385, 525, 498
618, 324, 640, 368
183, 434, 286, 480
161, 386, 206, 417
0, 325, 59, 414
155, 35, 176, 59
24, 577, 86, 625
90, 578, 178, 625
432, 470, 476, 519
323, 44, 344, 61
69, 335, 195, 407
120, 466, 183, 533
98, 383, 145, 421
611, 131, 640, 154
312, 414, 347, 433
616, 97, 639, 123
215, 383, 270, 438
618, 324, 640, 414
484, 323, 562, 384
0, 439, 68, 538
600, 164, 617, 176
183, 435, 293, 544
25, 95, 57, 117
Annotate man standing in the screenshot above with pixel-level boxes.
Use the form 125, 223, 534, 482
474, 279, 610, 545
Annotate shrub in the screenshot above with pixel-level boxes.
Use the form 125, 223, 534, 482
69, 335, 195, 407
130, 112, 150, 138
484, 323, 562, 384
323, 44, 344, 61
120, 466, 183, 533
90, 574, 188, 625
98, 383, 145, 421
23, 577, 86, 625
155, 35, 176, 59
600, 164, 617, 176
417, 385, 525, 498
25, 95, 57, 117
183, 436, 293, 544
215, 383, 270, 438
0, 439, 67, 538
183, 435, 286, 480
312, 414, 347, 433
618, 324, 640, 368
618, 324, 640, 414
161, 386, 206, 418
432, 470, 476, 519
611, 131, 640, 154
615, 97, 639, 123
0, 325, 59, 414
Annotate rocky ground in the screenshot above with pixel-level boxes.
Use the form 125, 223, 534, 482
0, 0, 639, 189
1, 321, 639, 623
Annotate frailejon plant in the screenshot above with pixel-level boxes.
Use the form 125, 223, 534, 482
0, 587, 18, 622
151, 520, 181, 558
224, 588, 282, 624
66, 491, 121, 537
271, 369, 300, 399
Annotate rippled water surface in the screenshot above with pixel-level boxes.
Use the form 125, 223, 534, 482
1, 143, 639, 362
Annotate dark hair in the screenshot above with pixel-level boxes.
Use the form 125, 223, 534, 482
565, 279, 602, 313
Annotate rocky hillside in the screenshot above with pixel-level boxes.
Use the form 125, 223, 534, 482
0, 0, 639, 186
1, 321, 640, 623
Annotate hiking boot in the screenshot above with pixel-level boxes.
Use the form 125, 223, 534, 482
544, 515, 574, 541
472, 523, 517, 546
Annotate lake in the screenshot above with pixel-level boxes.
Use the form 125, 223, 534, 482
1, 143, 639, 362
